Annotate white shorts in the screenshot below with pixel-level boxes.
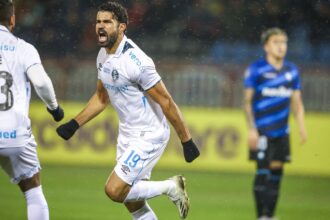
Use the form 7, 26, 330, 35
0, 141, 41, 184
114, 137, 168, 185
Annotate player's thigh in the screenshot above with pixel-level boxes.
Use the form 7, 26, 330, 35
0, 142, 41, 187
105, 170, 132, 200
114, 139, 167, 186
269, 136, 290, 169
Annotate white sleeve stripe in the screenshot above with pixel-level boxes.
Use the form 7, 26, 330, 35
144, 78, 161, 91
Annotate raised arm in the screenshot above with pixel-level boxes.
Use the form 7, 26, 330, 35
291, 90, 307, 144
27, 64, 64, 122
56, 80, 109, 140
147, 81, 200, 162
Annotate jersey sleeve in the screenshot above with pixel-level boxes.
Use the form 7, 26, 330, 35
243, 66, 257, 89
21, 42, 42, 72
96, 48, 107, 79
292, 66, 301, 90
129, 52, 161, 91
138, 62, 161, 90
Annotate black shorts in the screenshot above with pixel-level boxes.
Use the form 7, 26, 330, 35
249, 135, 291, 165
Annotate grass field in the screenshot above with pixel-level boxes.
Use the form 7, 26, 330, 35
1, 165, 329, 220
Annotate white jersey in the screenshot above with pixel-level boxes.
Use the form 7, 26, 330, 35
97, 35, 169, 143
0, 25, 40, 148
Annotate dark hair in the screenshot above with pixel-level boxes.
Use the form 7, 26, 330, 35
98, 1, 128, 25
261, 27, 288, 45
0, 0, 14, 25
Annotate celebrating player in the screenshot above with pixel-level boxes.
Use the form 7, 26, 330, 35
56, 2, 200, 219
0, 0, 64, 219
244, 27, 307, 220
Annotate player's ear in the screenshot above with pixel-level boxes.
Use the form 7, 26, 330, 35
263, 43, 269, 54
9, 15, 15, 31
119, 23, 126, 34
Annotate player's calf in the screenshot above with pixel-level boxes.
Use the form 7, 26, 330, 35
19, 173, 49, 220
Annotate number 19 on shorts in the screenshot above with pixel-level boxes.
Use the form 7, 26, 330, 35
124, 150, 141, 168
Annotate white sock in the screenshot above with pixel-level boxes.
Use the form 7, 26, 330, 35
124, 180, 176, 202
132, 202, 157, 220
24, 185, 49, 220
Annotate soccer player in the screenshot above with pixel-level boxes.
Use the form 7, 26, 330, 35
244, 27, 307, 220
0, 0, 64, 219
56, 2, 200, 220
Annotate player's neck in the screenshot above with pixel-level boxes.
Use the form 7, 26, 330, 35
266, 55, 284, 71
106, 34, 124, 55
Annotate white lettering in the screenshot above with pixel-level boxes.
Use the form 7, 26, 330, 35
262, 86, 293, 97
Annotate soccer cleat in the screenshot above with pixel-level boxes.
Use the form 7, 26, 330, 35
168, 175, 190, 219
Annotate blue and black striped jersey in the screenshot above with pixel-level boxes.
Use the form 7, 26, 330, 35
244, 58, 301, 138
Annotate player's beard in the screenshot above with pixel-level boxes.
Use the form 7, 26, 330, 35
98, 29, 119, 49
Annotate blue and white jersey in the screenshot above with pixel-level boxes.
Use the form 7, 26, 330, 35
244, 58, 301, 138
0, 25, 41, 148
97, 35, 169, 143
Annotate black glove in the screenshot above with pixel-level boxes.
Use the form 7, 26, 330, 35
182, 139, 200, 163
47, 105, 64, 122
56, 119, 79, 140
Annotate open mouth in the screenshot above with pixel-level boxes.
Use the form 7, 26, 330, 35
98, 29, 108, 43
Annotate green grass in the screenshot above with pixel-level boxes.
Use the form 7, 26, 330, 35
1, 165, 329, 220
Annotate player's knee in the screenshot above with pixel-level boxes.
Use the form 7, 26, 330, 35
18, 173, 41, 192
104, 184, 126, 203
270, 161, 283, 169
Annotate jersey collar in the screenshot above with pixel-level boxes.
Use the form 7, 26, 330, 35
113, 35, 127, 57
263, 57, 287, 73
0, 25, 10, 33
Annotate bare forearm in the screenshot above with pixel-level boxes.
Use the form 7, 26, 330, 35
294, 104, 305, 130
244, 103, 256, 130
162, 99, 191, 142
75, 93, 108, 126
291, 91, 306, 131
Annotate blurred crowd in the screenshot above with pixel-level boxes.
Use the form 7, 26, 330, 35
12, 0, 330, 63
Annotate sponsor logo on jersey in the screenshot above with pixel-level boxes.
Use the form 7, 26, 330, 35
263, 72, 277, 79
262, 86, 293, 97
129, 51, 144, 71
121, 164, 131, 175
0, 130, 16, 139
103, 83, 128, 93
0, 44, 15, 52
112, 69, 119, 81
103, 67, 111, 74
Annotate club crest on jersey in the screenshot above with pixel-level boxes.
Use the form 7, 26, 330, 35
112, 69, 119, 81
285, 72, 293, 81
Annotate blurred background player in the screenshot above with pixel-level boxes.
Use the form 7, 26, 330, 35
56, 1, 199, 220
0, 0, 64, 219
244, 27, 307, 220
